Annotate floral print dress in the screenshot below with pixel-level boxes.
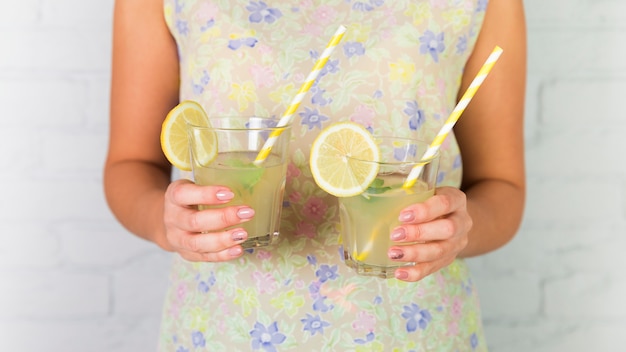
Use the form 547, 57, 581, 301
160, 1, 489, 351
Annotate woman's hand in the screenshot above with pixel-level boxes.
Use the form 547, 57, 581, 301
162, 179, 255, 262
388, 187, 472, 282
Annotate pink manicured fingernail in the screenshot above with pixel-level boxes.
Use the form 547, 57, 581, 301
216, 190, 235, 201
237, 207, 255, 219
228, 247, 243, 256
231, 230, 247, 242
395, 271, 409, 280
391, 228, 406, 241
388, 249, 404, 260
399, 211, 415, 222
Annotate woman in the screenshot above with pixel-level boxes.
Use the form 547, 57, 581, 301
104, 0, 526, 350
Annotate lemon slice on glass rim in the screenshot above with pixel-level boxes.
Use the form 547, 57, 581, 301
160, 100, 216, 171
310, 122, 381, 197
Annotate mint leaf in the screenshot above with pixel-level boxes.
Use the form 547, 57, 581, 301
370, 178, 385, 188
365, 178, 391, 194
224, 158, 264, 191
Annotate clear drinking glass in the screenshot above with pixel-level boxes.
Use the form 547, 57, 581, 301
188, 117, 292, 248
339, 137, 440, 278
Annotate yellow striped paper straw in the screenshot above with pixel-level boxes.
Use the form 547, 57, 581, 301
403, 45, 504, 188
254, 25, 347, 165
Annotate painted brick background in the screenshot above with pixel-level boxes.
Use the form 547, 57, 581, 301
0, 0, 623, 351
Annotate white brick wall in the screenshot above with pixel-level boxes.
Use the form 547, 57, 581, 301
0, 0, 622, 351
466, 1, 626, 351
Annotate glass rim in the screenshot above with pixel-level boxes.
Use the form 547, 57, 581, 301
346, 136, 440, 165
186, 116, 293, 132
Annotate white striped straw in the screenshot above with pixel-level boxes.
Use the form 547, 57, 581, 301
254, 25, 347, 165
403, 46, 504, 188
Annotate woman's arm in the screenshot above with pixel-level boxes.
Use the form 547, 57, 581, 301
390, 0, 527, 281
455, 0, 527, 257
105, 0, 253, 261
104, 0, 180, 250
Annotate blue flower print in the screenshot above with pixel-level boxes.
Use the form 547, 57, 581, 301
300, 313, 331, 336
404, 101, 425, 131
311, 50, 340, 77
351, 0, 384, 12
308, 281, 321, 297
393, 143, 417, 162
463, 280, 473, 295
470, 333, 479, 349
437, 171, 446, 184
300, 107, 329, 130
319, 59, 340, 77
344, 42, 365, 58
354, 332, 375, 344
373, 296, 383, 305
174, 0, 184, 13
307, 254, 317, 266
229, 37, 258, 50
191, 331, 206, 348
477, 0, 488, 12
401, 303, 432, 332
245, 118, 277, 134
315, 264, 338, 283
312, 296, 333, 312
419, 30, 445, 63
192, 70, 210, 95
196, 272, 216, 293
198, 281, 210, 293
192, 83, 204, 95
453, 155, 462, 169
176, 346, 189, 352
250, 322, 287, 352
176, 20, 189, 36
247, 1, 283, 24
310, 87, 332, 106
457, 35, 468, 55
200, 19, 215, 32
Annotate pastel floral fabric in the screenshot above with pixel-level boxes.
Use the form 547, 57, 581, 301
160, 1, 489, 351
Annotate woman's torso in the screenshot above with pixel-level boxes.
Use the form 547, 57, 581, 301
160, 1, 489, 351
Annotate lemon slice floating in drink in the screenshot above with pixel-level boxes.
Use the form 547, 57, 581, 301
160, 100, 216, 171
310, 122, 380, 197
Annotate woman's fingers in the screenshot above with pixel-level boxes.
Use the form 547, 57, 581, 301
389, 187, 472, 282
399, 187, 466, 224
162, 179, 256, 262
393, 256, 457, 282
392, 212, 470, 243
388, 237, 467, 265
165, 179, 255, 232
173, 228, 248, 254
178, 244, 246, 263
167, 179, 235, 207
179, 205, 255, 233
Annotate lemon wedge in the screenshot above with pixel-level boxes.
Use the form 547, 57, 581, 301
160, 100, 215, 171
310, 122, 380, 197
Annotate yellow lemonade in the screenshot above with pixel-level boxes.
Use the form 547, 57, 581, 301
339, 175, 433, 277
194, 151, 287, 248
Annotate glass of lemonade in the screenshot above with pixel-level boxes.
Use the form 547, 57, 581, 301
187, 117, 292, 249
339, 137, 440, 278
